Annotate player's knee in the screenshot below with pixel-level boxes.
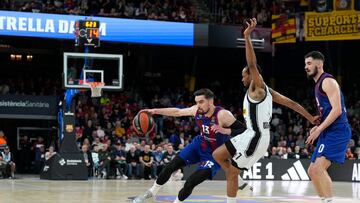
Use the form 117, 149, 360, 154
308, 164, 320, 178
163, 162, 176, 174
307, 165, 314, 177
212, 150, 222, 163
212, 151, 219, 162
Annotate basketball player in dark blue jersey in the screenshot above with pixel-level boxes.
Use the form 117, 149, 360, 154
133, 88, 248, 203
304, 51, 351, 203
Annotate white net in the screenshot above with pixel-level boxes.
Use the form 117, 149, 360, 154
88, 82, 105, 97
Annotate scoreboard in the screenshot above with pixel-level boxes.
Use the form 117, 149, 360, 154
75, 19, 100, 47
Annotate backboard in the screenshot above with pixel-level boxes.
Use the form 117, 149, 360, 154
63, 52, 123, 90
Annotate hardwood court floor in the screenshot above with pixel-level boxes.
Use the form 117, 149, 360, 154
0, 177, 359, 203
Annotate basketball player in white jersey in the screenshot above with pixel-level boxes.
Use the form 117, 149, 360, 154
212, 18, 319, 203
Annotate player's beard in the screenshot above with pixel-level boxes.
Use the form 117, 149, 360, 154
198, 107, 210, 115
307, 67, 318, 79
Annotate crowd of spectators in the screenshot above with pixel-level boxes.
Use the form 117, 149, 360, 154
207, 0, 271, 26
271, 0, 360, 15
1, 76, 359, 179
1, 0, 198, 23
0, 0, 273, 26
0, 77, 62, 96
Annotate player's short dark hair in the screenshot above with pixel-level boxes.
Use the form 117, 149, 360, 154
244, 64, 262, 74
304, 51, 325, 62
194, 88, 214, 99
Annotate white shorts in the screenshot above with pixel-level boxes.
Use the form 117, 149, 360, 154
225, 128, 270, 170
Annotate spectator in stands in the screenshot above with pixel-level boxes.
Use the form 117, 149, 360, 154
286, 147, 294, 159
98, 144, 111, 179
355, 147, 360, 159
114, 120, 126, 140
135, 2, 148, 19
75, 126, 84, 141
45, 146, 57, 161
2, 146, 15, 178
152, 145, 164, 178
269, 147, 280, 159
82, 138, 91, 147
139, 144, 154, 180
125, 139, 133, 151
177, 143, 185, 152
300, 148, 311, 159
33, 136, 47, 172
81, 144, 93, 177
96, 124, 106, 139
162, 144, 176, 165
280, 147, 288, 159
278, 136, 287, 147
91, 144, 100, 176
83, 120, 95, 144
34, 145, 45, 174
345, 147, 355, 160
295, 134, 306, 149
126, 146, 140, 179
153, 134, 163, 145
293, 145, 301, 159
129, 132, 140, 144
113, 143, 128, 179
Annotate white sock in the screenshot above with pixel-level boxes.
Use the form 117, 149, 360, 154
149, 182, 162, 195
227, 196, 236, 203
320, 197, 325, 203
238, 175, 245, 186
173, 196, 183, 203
325, 197, 333, 202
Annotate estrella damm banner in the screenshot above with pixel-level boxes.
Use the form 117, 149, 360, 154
272, 14, 296, 44
305, 11, 360, 41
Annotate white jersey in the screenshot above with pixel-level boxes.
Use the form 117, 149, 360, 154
243, 84, 272, 134
225, 84, 273, 169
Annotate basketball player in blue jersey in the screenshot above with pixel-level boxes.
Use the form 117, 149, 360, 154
304, 51, 351, 203
133, 88, 249, 203
212, 18, 319, 203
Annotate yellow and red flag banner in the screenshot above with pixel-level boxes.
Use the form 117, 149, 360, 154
272, 14, 296, 44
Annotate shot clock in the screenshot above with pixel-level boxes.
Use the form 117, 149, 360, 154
75, 19, 100, 47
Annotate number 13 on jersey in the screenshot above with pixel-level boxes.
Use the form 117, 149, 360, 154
202, 125, 210, 134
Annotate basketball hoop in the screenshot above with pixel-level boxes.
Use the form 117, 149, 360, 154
87, 82, 105, 97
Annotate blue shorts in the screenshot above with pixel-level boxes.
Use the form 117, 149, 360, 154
311, 123, 352, 164
178, 135, 223, 179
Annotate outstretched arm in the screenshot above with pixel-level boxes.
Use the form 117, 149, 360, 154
270, 88, 318, 124
244, 18, 263, 89
143, 105, 198, 117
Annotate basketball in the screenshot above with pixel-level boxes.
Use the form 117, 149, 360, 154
132, 111, 155, 134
